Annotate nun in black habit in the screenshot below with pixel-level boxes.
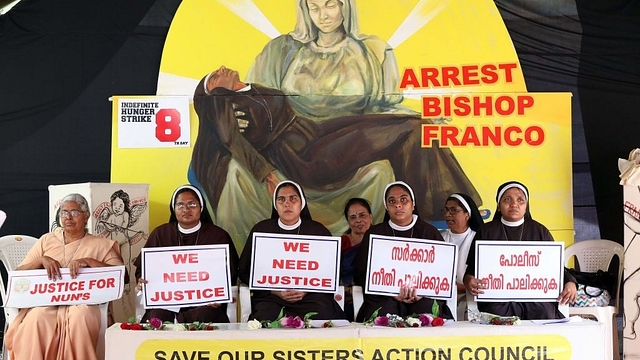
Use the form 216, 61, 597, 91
463, 181, 577, 319
353, 181, 454, 322
238, 180, 346, 321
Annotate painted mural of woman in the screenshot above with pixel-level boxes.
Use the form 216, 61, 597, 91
246, 0, 409, 120
189, 0, 481, 246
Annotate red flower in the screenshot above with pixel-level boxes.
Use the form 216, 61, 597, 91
323, 321, 334, 328
130, 323, 143, 330
205, 325, 215, 330
431, 317, 445, 327
120, 323, 131, 330
396, 322, 405, 328
189, 326, 197, 331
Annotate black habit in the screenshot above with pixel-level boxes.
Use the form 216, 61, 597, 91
238, 219, 347, 321
465, 219, 577, 320
353, 219, 454, 321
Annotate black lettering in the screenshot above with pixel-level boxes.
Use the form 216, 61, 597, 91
352, 350, 364, 360
294, 350, 306, 360
273, 351, 285, 360
371, 350, 383, 360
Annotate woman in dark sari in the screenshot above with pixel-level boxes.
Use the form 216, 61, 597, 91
340, 197, 373, 320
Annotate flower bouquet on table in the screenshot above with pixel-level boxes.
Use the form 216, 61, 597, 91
120, 317, 219, 331
364, 301, 446, 328
120, 317, 166, 330
247, 308, 336, 329
468, 309, 520, 325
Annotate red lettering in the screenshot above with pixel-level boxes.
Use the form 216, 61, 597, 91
422, 97, 441, 117
171, 253, 198, 264
283, 242, 310, 252
162, 271, 209, 283
480, 64, 499, 84
422, 125, 439, 147
401, 62, 519, 89
89, 279, 109, 289
518, 95, 534, 114
421, 125, 545, 148
498, 62, 518, 83
461, 65, 480, 85
272, 259, 319, 270
399, 68, 421, 89
504, 126, 522, 146
441, 66, 460, 86
420, 67, 440, 87
421, 95, 534, 117
155, 108, 181, 142
440, 126, 459, 146
525, 126, 544, 145
461, 126, 480, 146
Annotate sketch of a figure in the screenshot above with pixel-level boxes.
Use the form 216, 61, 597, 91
624, 191, 640, 340
95, 189, 148, 247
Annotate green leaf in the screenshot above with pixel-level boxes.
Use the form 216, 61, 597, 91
364, 307, 382, 325
275, 307, 285, 321
128, 316, 137, 324
431, 300, 440, 317
303, 312, 318, 322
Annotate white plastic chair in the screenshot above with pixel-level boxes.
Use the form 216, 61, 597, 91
565, 239, 623, 360
0, 235, 110, 360
239, 284, 251, 322
239, 285, 346, 322
0, 234, 39, 360
352, 285, 457, 321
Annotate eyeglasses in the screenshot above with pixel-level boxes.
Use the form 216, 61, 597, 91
276, 195, 300, 204
60, 210, 83, 218
441, 207, 464, 215
175, 202, 199, 211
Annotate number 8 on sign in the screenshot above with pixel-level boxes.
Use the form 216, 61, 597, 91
155, 108, 181, 142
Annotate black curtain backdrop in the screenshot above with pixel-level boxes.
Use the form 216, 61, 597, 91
1, 0, 639, 245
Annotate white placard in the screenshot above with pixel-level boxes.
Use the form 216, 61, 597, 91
141, 245, 232, 308
5, 266, 125, 308
475, 240, 564, 301
249, 233, 340, 293
117, 96, 190, 148
365, 235, 457, 299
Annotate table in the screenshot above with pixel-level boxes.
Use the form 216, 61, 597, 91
106, 320, 606, 360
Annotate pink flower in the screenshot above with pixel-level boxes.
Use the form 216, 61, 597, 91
419, 314, 432, 326
280, 316, 304, 328
149, 317, 163, 330
374, 316, 389, 326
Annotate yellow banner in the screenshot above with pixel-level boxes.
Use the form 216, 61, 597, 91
134, 335, 571, 360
